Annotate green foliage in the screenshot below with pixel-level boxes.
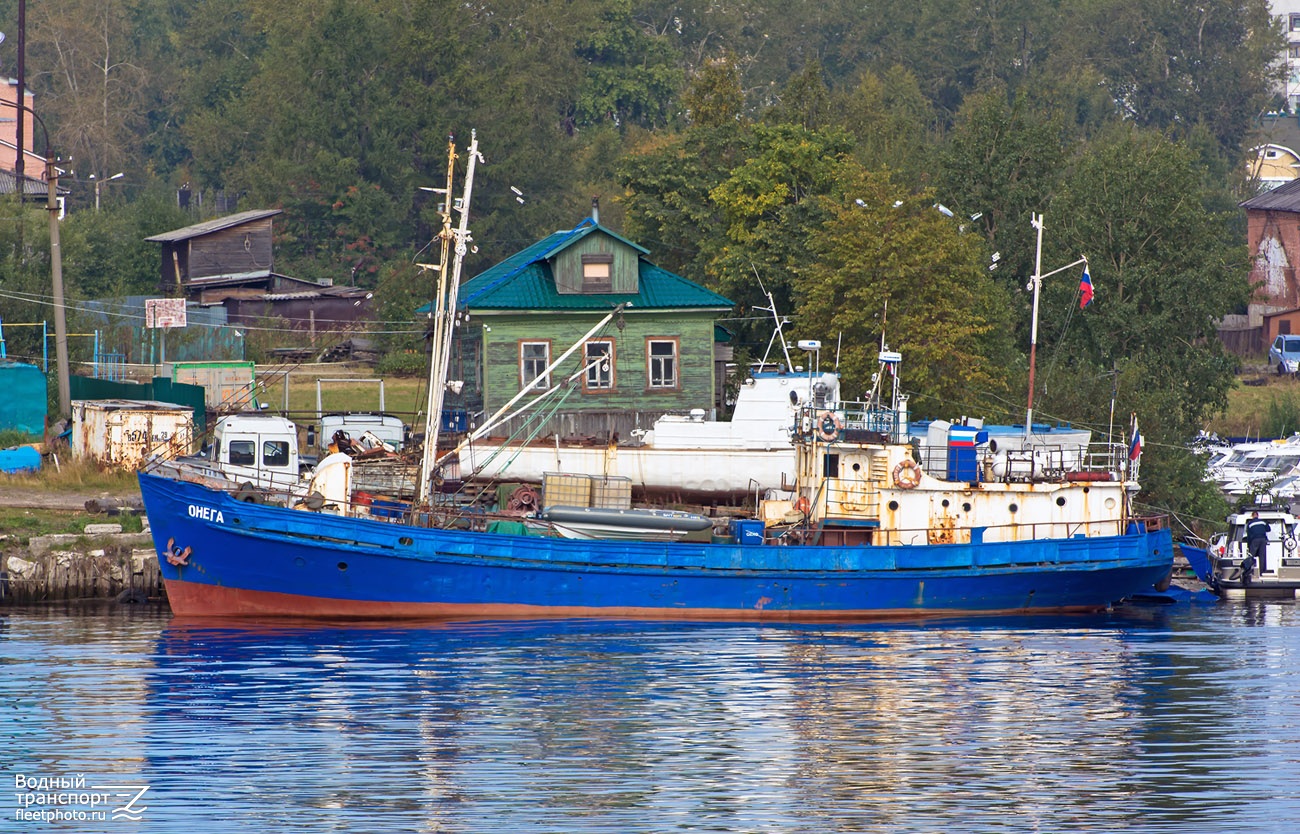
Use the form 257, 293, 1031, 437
1047, 127, 1250, 430
2, 0, 1290, 531
798, 163, 1017, 411
0, 428, 40, 448
833, 66, 937, 178
1028, 127, 1251, 513
376, 350, 430, 378
937, 87, 1072, 313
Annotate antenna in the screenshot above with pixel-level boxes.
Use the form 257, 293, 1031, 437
751, 264, 793, 371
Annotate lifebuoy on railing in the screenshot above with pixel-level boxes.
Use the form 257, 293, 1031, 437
893, 459, 922, 489
817, 411, 843, 442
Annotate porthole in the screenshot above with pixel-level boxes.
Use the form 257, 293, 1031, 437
941, 499, 950, 508
1056, 497, 1066, 506
1009, 503, 1019, 513
1104, 497, 1116, 509
888, 500, 900, 511
337, 562, 349, 571
962, 503, 972, 513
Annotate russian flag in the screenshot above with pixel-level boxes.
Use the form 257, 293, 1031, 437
1079, 266, 1094, 309
1129, 416, 1142, 461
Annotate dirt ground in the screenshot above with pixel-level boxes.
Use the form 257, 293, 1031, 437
0, 487, 138, 512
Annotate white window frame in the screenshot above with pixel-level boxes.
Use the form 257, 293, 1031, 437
583, 339, 615, 391
520, 340, 552, 390
647, 338, 679, 390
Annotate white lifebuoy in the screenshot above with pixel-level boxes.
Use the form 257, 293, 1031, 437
893, 459, 922, 489
817, 411, 843, 442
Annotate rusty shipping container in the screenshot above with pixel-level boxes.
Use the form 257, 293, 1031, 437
72, 400, 195, 470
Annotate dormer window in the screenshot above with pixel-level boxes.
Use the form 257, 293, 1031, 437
581, 253, 614, 293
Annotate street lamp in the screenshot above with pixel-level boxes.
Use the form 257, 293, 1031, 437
0, 95, 71, 419
91, 172, 124, 211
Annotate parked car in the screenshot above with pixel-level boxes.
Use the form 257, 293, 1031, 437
1270, 335, 1300, 375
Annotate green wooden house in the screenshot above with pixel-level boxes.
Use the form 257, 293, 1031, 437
432, 211, 734, 440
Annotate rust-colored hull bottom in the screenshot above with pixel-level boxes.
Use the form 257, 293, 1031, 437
162, 578, 1105, 622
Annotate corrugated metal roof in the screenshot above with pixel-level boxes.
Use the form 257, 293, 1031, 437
1241, 176, 1300, 212
458, 261, 732, 310
144, 209, 283, 242
0, 168, 70, 196
422, 218, 732, 313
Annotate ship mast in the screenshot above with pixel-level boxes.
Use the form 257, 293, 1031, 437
416, 132, 482, 506
1023, 212, 1087, 439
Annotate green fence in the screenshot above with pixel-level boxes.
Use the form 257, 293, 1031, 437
69, 376, 209, 435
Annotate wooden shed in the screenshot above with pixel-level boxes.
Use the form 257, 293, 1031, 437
145, 209, 282, 296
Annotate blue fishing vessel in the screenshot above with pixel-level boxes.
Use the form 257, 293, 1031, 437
138, 336, 1173, 620
138, 467, 1171, 619
136, 135, 1172, 620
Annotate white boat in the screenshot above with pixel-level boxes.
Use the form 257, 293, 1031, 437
461, 364, 839, 500
1205, 434, 1300, 498
1201, 505, 1300, 598
536, 505, 714, 541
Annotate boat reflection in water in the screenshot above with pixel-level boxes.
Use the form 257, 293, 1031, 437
132, 609, 1299, 833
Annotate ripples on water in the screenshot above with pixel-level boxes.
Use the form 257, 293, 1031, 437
2, 602, 1299, 833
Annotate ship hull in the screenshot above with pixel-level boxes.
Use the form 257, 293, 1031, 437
140, 472, 1173, 620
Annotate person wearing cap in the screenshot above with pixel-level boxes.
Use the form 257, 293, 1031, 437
1245, 511, 1271, 579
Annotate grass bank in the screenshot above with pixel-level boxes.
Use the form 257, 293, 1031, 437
0, 506, 143, 545
1210, 371, 1300, 438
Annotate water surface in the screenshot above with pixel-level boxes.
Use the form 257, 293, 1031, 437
3, 602, 1298, 832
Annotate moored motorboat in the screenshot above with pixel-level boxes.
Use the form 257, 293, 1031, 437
1200, 506, 1300, 598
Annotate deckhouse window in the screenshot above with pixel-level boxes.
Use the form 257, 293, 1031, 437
263, 440, 289, 467
584, 340, 614, 391
520, 341, 551, 390
647, 338, 679, 389
581, 253, 614, 293
228, 440, 255, 466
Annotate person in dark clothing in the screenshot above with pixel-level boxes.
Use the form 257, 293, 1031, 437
1245, 511, 1271, 579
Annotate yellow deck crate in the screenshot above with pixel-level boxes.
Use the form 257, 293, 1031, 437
591, 475, 633, 510
542, 472, 592, 508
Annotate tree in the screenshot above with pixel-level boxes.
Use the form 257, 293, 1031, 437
937, 86, 1071, 316
1069, 0, 1284, 158
798, 161, 1017, 412
24, 0, 157, 183
1033, 126, 1250, 515
832, 65, 937, 180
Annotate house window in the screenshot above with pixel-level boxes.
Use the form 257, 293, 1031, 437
1283, 321, 1293, 336
581, 253, 614, 293
1291, 13, 1300, 31
1291, 44, 1300, 59
520, 341, 551, 390
584, 340, 614, 391
647, 338, 679, 389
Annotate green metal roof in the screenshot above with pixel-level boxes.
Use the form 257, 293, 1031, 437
418, 218, 733, 313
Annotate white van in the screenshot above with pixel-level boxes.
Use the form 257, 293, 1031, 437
207, 413, 303, 491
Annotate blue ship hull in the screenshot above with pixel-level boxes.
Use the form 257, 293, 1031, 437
139, 472, 1174, 620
